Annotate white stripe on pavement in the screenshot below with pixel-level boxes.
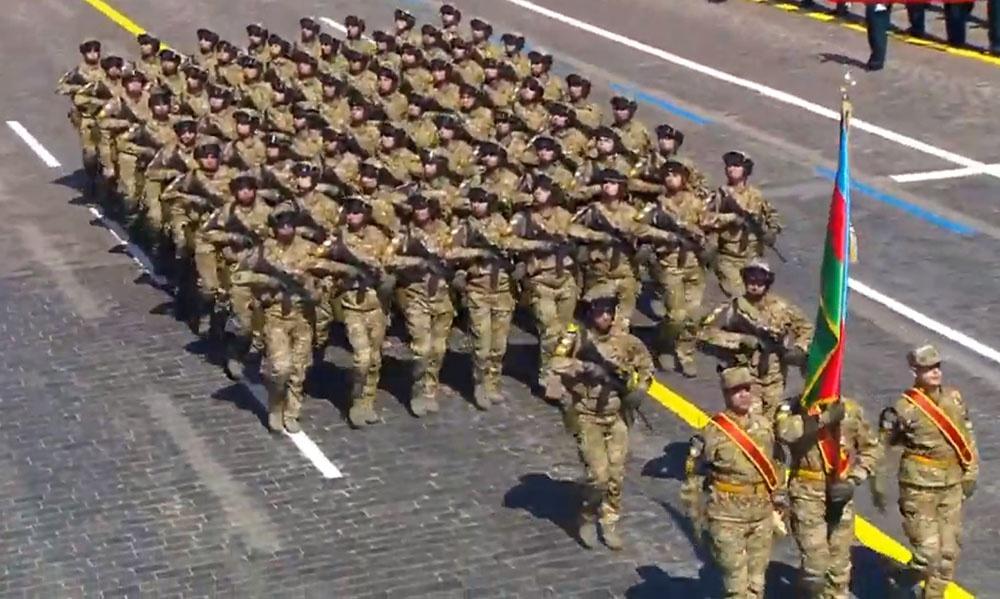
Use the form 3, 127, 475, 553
890, 164, 1000, 183
499, 0, 1000, 179
6, 120, 62, 168
849, 279, 1000, 366
286, 431, 344, 479
320, 17, 370, 40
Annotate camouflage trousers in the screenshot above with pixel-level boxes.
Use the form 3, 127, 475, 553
751, 377, 785, 421
707, 514, 773, 599
656, 264, 705, 368
401, 285, 454, 402
75, 116, 100, 166
115, 152, 143, 213
576, 414, 629, 526
790, 492, 854, 598
528, 276, 579, 379
312, 281, 340, 350
899, 483, 964, 599
714, 253, 747, 299
264, 305, 313, 428
140, 179, 166, 238
343, 306, 387, 407
467, 287, 514, 397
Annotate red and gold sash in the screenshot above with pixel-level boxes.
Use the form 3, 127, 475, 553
903, 387, 975, 467
817, 426, 852, 480
711, 413, 778, 492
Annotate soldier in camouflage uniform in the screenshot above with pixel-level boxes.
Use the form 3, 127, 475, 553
297, 17, 322, 59
318, 33, 347, 76
400, 45, 435, 97
514, 78, 550, 135
528, 51, 566, 102
879, 345, 979, 598
375, 123, 422, 183
393, 8, 422, 48
543, 285, 654, 550
457, 83, 494, 142
776, 397, 882, 598
500, 32, 531, 80
246, 23, 270, 66
134, 33, 162, 83
469, 18, 503, 61
344, 15, 377, 56
681, 367, 779, 599
609, 96, 652, 157
704, 151, 782, 298
434, 113, 477, 178
400, 94, 438, 151
565, 74, 604, 131
482, 58, 518, 111
698, 260, 812, 418
374, 66, 408, 122
193, 29, 220, 70
439, 4, 463, 43
546, 102, 591, 165
155, 49, 185, 99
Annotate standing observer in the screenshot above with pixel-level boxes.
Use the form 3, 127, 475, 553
865, 3, 892, 71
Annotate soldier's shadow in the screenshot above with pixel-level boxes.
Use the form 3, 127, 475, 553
502, 472, 583, 545
641, 442, 690, 481
210, 383, 268, 429
52, 169, 91, 196
625, 565, 713, 598
849, 545, 898, 598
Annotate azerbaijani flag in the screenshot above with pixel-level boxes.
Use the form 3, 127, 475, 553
800, 96, 853, 479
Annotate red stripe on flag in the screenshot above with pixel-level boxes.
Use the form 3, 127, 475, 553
828, 188, 847, 262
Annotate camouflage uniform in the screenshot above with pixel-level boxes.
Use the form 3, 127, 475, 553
545, 286, 654, 550
881, 345, 979, 598
776, 399, 882, 598
682, 368, 778, 599
55, 43, 108, 172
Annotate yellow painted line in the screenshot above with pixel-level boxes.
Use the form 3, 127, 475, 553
747, 0, 999, 69
79, 0, 975, 594
647, 378, 974, 598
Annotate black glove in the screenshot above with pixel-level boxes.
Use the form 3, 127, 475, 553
827, 478, 856, 504
870, 475, 888, 514
784, 346, 807, 367
451, 270, 468, 293
622, 388, 646, 412
962, 479, 976, 499
634, 244, 654, 265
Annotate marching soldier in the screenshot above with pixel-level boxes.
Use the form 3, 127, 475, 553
155, 49, 185, 99
482, 58, 518, 110
292, 52, 324, 106
374, 66, 408, 122
400, 94, 438, 151
450, 38, 485, 88
419, 25, 450, 63
609, 96, 652, 157
246, 23, 270, 66
439, 4, 463, 43
434, 113, 477, 178
546, 102, 591, 164
705, 151, 782, 298
266, 35, 297, 82
179, 66, 211, 119
523, 136, 579, 201
471, 143, 528, 213
393, 8, 422, 48
400, 45, 435, 96
543, 285, 654, 550
345, 93, 381, 156
224, 111, 267, 169
193, 29, 220, 70
457, 83, 494, 142
344, 48, 378, 99
344, 15, 377, 56
318, 33, 347, 76
374, 123, 422, 183
469, 18, 503, 61
142, 118, 201, 255
134, 33, 162, 83
297, 17, 322, 59
201, 85, 238, 141
528, 51, 565, 102
566, 74, 605, 131
428, 58, 461, 112
880, 345, 978, 598
513, 78, 550, 134
776, 396, 882, 598
698, 260, 812, 417
96, 69, 151, 212
681, 367, 780, 599
500, 32, 531, 80
212, 41, 243, 89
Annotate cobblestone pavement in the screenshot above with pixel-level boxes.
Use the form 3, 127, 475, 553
1, 0, 999, 596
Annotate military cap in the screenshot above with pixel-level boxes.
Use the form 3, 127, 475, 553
450, 37, 470, 51
610, 96, 637, 111
481, 57, 499, 70
594, 126, 620, 141
583, 284, 618, 311
344, 15, 365, 28
658, 160, 689, 182
269, 78, 288, 94
907, 344, 941, 368
137, 33, 160, 48
79, 39, 101, 54
343, 47, 368, 63
358, 160, 381, 177
477, 141, 503, 156
401, 43, 422, 56
293, 50, 317, 66
159, 48, 180, 63
468, 187, 496, 204
321, 127, 346, 142
100, 55, 124, 70
267, 32, 285, 45
148, 92, 171, 107
379, 122, 401, 138
723, 150, 752, 167
458, 82, 481, 97
348, 92, 370, 108
407, 92, 430, 108
293, 161, 319, 177
470, 18, 492, 33
500, 32, 525, 48
421, 24, 440, 36
237, 54, 261, 69
230, 174, 258, 191
271, 208, 300, 229
565, 73, 591, 92
394, 8, 416, 23
173, 119, 197, 134
319, 72, 343, 87
216, 40, 237, 55
408, 193, 438, 211
318, 32, 338, 46
265, 132, 290, 147
208, 85, 232, 100
655, 123, 684, 142
246, 23, 267, 37
306, 113, 327, 130
376, 65, 399, 80
233, 110, 257, 124
533, 136, 560, 151
428, 58, 451, 71
122, 69, 147, 84
597, 168, 627, 184
194, 142, 221, 158
520, 77, 543, 94
547, 102, 575, 118
532, 173, 556, 190
720, 366, 753, 391
440, 4, 460, 16
373, 30, 394, 43
344, 195, 372, 212
196, 28, 219, 43
527, 51, 553, 66
184, 65, 208, 80
420, 149, 448, 165
291, 103, 313, 118
434, 112, 461, 128
299, 17, 320, 32
740, 258, 775, 283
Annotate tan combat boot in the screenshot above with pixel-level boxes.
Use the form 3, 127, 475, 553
601, 521, 624, 551
578, 515, 599, 549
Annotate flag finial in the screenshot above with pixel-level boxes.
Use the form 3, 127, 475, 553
841, 72, 856, 102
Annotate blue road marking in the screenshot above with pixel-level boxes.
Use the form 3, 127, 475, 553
609, 83, 713, 126
815, 167, 977, 236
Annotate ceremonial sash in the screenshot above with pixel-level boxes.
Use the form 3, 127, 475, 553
710, 413, 778, 492
817, 426, 852, 480
903, 388, 975, 467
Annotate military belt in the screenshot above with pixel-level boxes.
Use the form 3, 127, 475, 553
790, 468, 826, 483
710, 480, 769, 496
904, 453, 954, 469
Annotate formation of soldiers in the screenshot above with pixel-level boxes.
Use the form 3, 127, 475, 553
55, 7, 979, 598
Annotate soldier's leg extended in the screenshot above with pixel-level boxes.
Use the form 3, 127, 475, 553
344, 307, 386, 427
140, 180, 164, 249
281, 311, 314, 433
677, 266, 706, 373
487, 292, 515, 403
223, 282, 257, 380
714, 254, 745, 298
116, 152, 141, 216
600, 416, 629, 550
576, 417, 611, 549
312, 282, 338, 357
610, 275, 638, 333
192, 240, 222, 336
899, 485, 947, 597
529, 283, 563, 380
403, 294, 433, 416
744, 515, 774, 599
825, 500, 856, 599
264, 314, 294, 433
791, 495, 834, 597
424, 304, 454, 412
707, 519, 751, 597
467, 290, 494, 410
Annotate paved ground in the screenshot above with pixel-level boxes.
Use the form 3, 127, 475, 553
1, 0, 999, 597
